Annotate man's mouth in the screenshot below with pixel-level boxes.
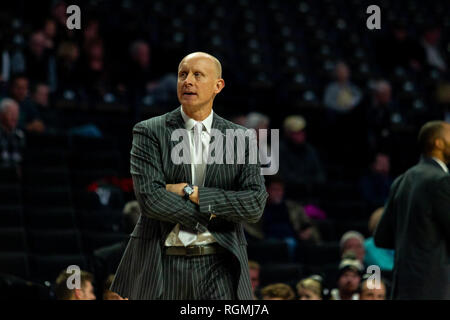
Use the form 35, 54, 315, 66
183, 92, 197, 96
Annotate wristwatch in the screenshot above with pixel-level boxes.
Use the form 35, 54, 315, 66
183, 184, 195, 200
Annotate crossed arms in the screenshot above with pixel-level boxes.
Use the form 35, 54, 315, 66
130, 121, 268, 232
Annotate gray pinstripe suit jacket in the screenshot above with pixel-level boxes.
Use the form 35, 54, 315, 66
111, 106, 268, 300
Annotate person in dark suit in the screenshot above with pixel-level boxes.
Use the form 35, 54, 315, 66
374, 120, 450, 299
110, 52, 268, 300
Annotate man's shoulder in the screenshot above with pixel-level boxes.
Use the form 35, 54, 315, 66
133, 110, 175, 134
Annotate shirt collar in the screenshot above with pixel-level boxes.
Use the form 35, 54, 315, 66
432, 157, 449, 173
180, 105, 213, 134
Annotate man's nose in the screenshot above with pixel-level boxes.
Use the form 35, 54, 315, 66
184, 72, 195, 84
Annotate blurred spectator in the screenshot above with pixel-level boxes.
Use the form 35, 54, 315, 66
359, 275, 387, 300
56, 41, 82, 91
0, 98, 25, 167
364, 207, 394, 271
366, 80, 402, 152
359, 152, 394, 210
121, 40, 177, 108
279, 115, 326, 188
419, 25, 447, 73
340, 231, 365, 263
245, 112, 278, 176
323, 61, 362, 113
42, 18, 57, 50
8, 74, 46, 133
260, 283, 295, 300
244, 176, 321, 246
330, 257, 363, 300
80, 39, 112, 101
296, 275, 323, 300
92, 200, 140, 297
231, 114, 247, 127
24, 31, 57, 87
55, 269, 96, 300
248, 260, 260, 300
375, 21, 424, 73
103, 274, 127, 300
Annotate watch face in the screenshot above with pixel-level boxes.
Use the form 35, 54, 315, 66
184, 185, 194, 194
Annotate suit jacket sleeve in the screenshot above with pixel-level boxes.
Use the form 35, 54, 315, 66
197, 131, 268, 224
374, 176, 401, 249
433, 175, 450, 240
131, 121, 210, 232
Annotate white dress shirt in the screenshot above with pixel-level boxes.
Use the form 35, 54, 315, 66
432, 157, 449, 173
164, 106, 217, 247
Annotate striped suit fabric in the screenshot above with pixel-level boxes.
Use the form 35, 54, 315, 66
111, 106, 268, 300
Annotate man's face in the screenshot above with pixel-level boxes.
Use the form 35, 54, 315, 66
268, 182, 284, 204
298, 288, 321, 300
376, 85, 391, 105
372, 154, 390, 176
134, 44, 150, 68
342, 238, 365, 262
249, 268, 260, 291
0, 104, 19, 131
77, 281, 96, 300
336, 64, 349, 82
33, 84, 49, 107
440, 124, 450, 164
177, 55, 224, 111
11, 78, 29, 102
360, 282, 386, 300
338, 270, 361, 294
287, 130, 306, 145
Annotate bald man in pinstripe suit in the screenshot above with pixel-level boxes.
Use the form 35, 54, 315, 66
111, 52, 268, 300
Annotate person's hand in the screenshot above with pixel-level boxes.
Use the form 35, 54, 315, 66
166, 183, 187, 197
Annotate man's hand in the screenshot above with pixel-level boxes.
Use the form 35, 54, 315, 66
166, 183, 187, 196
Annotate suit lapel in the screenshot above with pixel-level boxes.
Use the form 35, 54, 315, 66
166, 106, 192, 184
204, 113, 226, 187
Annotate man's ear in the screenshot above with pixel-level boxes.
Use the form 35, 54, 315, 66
215, 79, 225, 94
73, 288, 82, 300
435, 138, 445, 150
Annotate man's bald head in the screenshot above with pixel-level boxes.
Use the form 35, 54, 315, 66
179, 52, 222, 79
418, 121, 449, 155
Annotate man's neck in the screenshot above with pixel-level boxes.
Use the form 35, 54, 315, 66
182, 105, 212, 121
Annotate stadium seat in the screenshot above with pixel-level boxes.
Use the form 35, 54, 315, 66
0, 228, 28, 252
296, 242, 341, 266
82, 231, 129, 253
0, 252, 30, 279
23, 187, 73, 208
23, 167, 71, 189
0, 167, 20, 183
0, 184, 22, 206
29, 254, 90, 284
247, 239, 290, 264
260, 263, 305, 288
24, 207, 77, 230
0, 205, 24, 228
27, 229, 83, 255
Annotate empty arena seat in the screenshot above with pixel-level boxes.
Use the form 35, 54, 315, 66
260, 263, 305, 287
23, 187, 73, 208
0, 228, 28, 252
0, 205, 24, 228
247, 239, 290, 264
27, 229, 83, 255
25, 207, 77, 230
82, 231, 129, 253
296, 242, 341, 266
0, 184, 22, 206
23, 167, 71, 189
30, 254, 90, 284
0, 252, 30, 279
